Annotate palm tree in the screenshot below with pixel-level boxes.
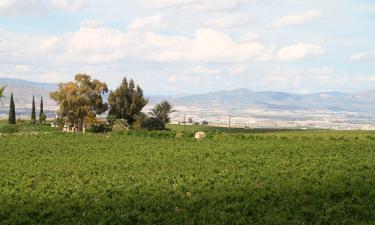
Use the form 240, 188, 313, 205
150, 100, 177, 123
0, 86, 5, 109
0, 86, 5, 99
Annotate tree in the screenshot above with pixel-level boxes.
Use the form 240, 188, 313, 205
50, 74, 108, 131
0, 86, 5, 99
108, 78, 148, 124
8, 93, 16, 124
0, 86, 5, 109
39, 97, 46, 124
31, 95, 36, 124
150, 100, 177, 123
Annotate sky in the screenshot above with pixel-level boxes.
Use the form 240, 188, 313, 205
0, 0, 374, 95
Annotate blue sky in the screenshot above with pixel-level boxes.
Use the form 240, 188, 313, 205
0, 0, 374, 95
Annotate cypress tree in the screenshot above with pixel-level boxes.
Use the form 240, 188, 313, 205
31, 95, 36, 123
8, 93, 16, 124
39, 97, 44, 123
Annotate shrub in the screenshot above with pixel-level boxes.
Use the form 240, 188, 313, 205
107, 115, 117, 126
132, 113, 147, 130
125, 130, 176, 138
84, 114, 100, 128
0, 124, 19, 133
86, 124, 112, 133
140, 117, 165, 131
18, 124, 56, 133
112, 119, 129, 132
54, 117, 65, 130
16, 119, 27, 126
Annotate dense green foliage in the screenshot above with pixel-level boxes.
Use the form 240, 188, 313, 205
8, 93, 16, 124
0, 123, 56, 134
150, 100, 176, 123
86, 124, 112, 133
50, 74, 108, 130
0, 124, 18, 133
141, 117, 166, 131
108, 78, 148, 124
0, 130, 374, 225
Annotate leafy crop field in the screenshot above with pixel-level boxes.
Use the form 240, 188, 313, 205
0, 130, 374, 224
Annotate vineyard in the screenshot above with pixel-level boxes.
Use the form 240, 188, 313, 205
0, 129, 374, 224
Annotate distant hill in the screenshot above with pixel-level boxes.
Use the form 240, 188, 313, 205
0, 78, 57, 109
1, 78, 375, 113
151, 88, 375, 113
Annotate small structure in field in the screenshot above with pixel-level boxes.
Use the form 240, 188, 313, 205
62, 124, 79, 133
195, 131, 206, 140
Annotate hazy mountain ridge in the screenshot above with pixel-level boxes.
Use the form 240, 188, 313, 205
152, 88, 375, 112
0, 78, 57, 109
1, 78, 375, 113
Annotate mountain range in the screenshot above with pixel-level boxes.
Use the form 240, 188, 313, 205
1, 78, 375, 113
149, 88, 375, 113
0, 78, 57, 109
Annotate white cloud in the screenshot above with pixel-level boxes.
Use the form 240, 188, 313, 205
50, 0, 89, 11
41, 72, 64, 83
205, 15, 252, 28
269, 67, 335, 79
0, 0, 89, 15
276, 43, 326, 61
139, 0, 248, 11
168, 75, 178, 82
7, 20, 326, 68
128, 14, 166, 32
270, 10, 327, 29
15, 65, 33, 73
80, 19, 104, 29
146, 28, 272, 63
0, 30, 45, 65
1, 20, 327, 89
265, 67, 338, 91
38, 21, 131, 64
37, 21, 273, 64
239, 32, 259, 42
169, 73, 202, 86
191, 65, 220, 75
350, 51, 375, 63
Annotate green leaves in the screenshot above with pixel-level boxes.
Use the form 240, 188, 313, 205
150, 100, 177, 123
50, 74, 108, 130
0, 86, 5, 99
108, 77, 148, 124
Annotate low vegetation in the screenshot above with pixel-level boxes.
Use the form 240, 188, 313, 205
0, 129, 374, 224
